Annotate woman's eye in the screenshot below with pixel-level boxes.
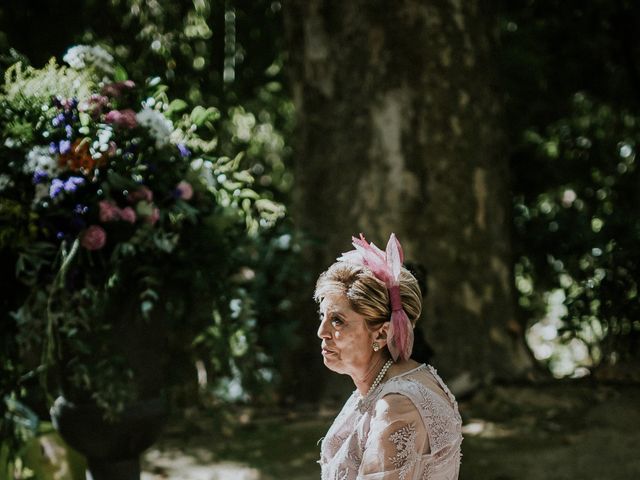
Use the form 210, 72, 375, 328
331, 318, 343, 327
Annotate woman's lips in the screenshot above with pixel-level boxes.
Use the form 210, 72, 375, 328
321, 347, 336, 356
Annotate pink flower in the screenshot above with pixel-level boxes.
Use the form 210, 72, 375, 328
176, 180, 193, 200
105, 109, 137, 129
99, 200, 120, 222
129, 186, 153, 203
146, 207, 160, 226
80, 225, 107, 250
82, 94, 109, 116
119, 206, 137, 223
101, 80, 136, 97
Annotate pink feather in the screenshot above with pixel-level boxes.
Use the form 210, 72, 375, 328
338, 232, 414, 361
388, 310, 414, 362
385, 233, 404, 282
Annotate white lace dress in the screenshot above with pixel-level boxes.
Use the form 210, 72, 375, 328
319, 364, 463, 480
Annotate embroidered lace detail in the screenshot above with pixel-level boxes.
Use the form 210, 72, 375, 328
421, 462, 433, 479
389, 423, 417, 480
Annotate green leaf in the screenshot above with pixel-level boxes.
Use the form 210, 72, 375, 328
107, 171, 139, 191
167, 99, 188, 114
113, 66, 129, 82
233, 171, 254, 184
190, 105, 220, 126
239, 188, 260, 199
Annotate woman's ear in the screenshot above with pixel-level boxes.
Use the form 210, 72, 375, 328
374, 322, 390, 347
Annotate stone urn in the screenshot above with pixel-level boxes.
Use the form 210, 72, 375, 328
51, 396, 167, 480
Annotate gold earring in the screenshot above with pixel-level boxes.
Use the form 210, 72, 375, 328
372, 342, 380, 352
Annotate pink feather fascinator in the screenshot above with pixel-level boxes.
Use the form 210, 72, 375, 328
337, 233, 414, 361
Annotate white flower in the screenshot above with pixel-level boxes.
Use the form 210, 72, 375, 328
33, 183, 49, 204
0, 174, 13, 192
91, 126, 114, 157
24, 146, 59, 175
63, 45, 114, 75
136, 108, 174, 148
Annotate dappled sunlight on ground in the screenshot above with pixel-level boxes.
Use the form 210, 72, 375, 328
461, 419, 517, 439
141, 409, 331, 480
142, 456, 259, 480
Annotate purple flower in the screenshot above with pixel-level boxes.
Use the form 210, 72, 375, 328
33, 170, 49, 184
56, 231, 65, 240
50, 179, 65, 198
65, 125, 73, 139
49, 177, 84, 198
52, 113, 65, 127
73, 204, 88, 215
177, 143, 191, 158
63, 176, 85, 193
49, 142, 58, 154
59, 140, 71, 154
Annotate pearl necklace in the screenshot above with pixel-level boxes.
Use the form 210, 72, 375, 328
365, 358, 393, 396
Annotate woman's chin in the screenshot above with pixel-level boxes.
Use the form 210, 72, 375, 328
322, 356, 341, 371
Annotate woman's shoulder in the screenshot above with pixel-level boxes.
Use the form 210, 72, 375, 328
386, 363, 458, 405
372, 390, 420, 418
377, 363, 461, 420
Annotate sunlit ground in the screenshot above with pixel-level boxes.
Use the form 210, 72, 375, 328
20, 383, 640, 479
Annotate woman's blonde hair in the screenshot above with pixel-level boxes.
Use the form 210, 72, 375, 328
314, 261, 422, 331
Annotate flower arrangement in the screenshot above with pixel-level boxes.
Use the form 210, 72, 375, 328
0, 45, 284, 419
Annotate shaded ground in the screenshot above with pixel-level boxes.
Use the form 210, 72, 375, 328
142, 382, 640, 479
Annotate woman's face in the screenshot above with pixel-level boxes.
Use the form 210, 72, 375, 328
317, 292, 381, 377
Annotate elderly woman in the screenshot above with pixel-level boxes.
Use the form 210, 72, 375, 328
315, 234, 462, 480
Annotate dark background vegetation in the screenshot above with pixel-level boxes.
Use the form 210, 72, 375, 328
1, 0, 639, 478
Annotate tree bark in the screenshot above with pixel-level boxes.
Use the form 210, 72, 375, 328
284, 0, 532, 391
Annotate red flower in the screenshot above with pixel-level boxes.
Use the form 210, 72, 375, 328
80, 225, 106, 250
58, 139, 104, 174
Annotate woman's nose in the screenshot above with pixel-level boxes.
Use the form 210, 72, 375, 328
317, 318, 331, 339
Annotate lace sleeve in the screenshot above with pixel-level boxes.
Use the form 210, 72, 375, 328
358, 394, 428, 480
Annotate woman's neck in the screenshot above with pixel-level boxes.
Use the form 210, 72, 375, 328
352, 355, 390, 395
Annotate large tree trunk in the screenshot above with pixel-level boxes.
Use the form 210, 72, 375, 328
284, 0, 532, 394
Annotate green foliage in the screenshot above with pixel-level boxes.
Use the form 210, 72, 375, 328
514, 94, 639, 373
504, 1, 640, 375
